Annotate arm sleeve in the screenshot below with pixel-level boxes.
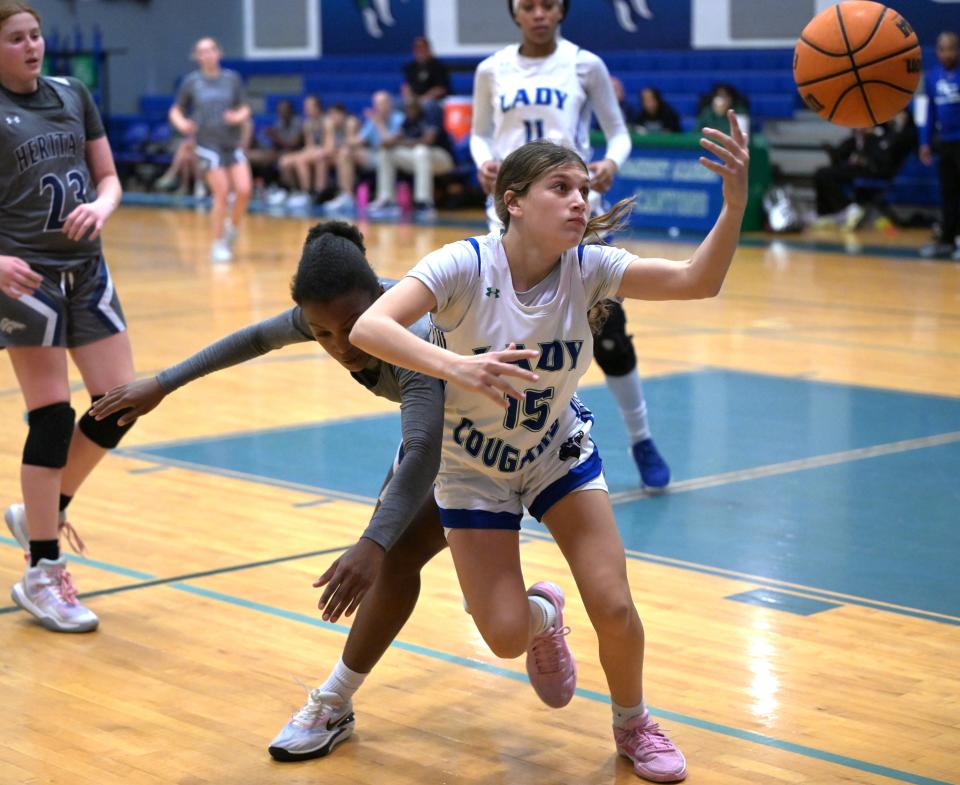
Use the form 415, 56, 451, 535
580, 54, 632, 168
360, 369, 444, 550
580, 244, 635, 306
69, 78, 105, 140
469, 60, 496, 166
406, 241, 480, 331
156, 307, 314, 392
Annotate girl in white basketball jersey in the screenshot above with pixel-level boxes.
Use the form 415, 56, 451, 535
352, 125, 749, 782
471, 0, 671, 491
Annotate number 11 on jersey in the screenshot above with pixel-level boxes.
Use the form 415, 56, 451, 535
524, 119, 545, 142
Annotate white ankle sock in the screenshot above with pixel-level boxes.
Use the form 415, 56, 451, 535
528, 595, 556, 635
605, 371, 651, 443
317, 658, 367, 703
612, 699, 648, 728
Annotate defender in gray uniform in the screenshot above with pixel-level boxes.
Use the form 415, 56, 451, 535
91, 221, 470, 762
0, 2, 138, 634
170, 37, 252, 263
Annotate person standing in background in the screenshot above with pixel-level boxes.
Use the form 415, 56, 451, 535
169, 37, 252, 263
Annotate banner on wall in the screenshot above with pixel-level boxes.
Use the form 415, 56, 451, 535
428, 0, 690, 56
694, 0, 960, 49
322, 0, 425, 55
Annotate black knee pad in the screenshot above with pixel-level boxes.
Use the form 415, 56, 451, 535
23, 402, 75, 468
78, 395, 135, 449
592, 300, 637, 377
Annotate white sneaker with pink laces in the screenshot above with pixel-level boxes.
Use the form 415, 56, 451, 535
614, 711, 687, 782
11, 556, 98, 633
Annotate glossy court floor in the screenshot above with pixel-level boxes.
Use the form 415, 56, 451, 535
1, 205, 958, 785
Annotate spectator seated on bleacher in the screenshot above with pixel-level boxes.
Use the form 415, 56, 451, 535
609, 76, 639, 126
278, 98, 348, 209
634, 86, 681, 134
813, 109, 918, 229
324, 90, 404, 215
401, 36, 450, 108
369, 97, 455, 220
697, 83, 750, 136
248, 99, 303, 195
153, 134, 203, 196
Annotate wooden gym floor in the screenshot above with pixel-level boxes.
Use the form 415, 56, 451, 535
1, 205, 958, 785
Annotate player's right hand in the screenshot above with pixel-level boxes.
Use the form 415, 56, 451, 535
479, 160, 501, 194
919, 145, 933, 167
448, 345, 540, 407
90, 377, 167, 426
0, 256, 43, 299
177, 118, 198, 136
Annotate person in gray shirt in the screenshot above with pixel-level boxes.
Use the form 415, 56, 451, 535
91, 221, 451, 761
170, 37, 252, 263
1, 1, 137, 635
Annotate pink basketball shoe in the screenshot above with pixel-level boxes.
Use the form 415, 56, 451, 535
525, 581, 576, 708
614, 711, 687, 782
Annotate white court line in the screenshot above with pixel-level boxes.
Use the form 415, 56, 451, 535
608, 430, 960, 506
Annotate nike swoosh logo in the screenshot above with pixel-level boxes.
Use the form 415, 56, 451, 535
326, 711, 355, 732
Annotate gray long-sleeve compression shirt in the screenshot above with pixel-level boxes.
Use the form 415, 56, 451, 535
155, 301, 443, 551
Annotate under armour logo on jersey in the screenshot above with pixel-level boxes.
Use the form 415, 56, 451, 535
485, 287, 501, 298
0, 318, 27, 334
500, 87, 568, 113
5, 115, 21, 125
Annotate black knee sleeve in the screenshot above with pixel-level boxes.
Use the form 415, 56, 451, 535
592, 300, 637, 377
23, 402, 75, 468
78, 394, 135, 449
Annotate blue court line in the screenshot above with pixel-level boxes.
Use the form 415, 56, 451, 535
110, 426, 960, 627
518, 529, 960, 627
725, 589, 841, 616
0, 537, 949, 785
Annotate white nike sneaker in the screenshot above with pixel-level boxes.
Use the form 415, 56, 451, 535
5, 503, 86, 555
268, 689, 355, 761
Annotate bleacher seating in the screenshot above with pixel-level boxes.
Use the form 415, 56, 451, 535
116, 47, 943, 204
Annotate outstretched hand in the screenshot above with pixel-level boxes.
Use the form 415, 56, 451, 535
314, 537, 385, 623
90, 377, 167, 426
699, 110, 750, 211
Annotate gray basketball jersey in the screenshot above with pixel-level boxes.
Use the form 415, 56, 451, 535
0, 77, 101, 266
175, 69, 246, 151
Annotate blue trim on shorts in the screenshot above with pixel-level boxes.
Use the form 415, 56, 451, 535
440, 508, 523, 531
89, 258, 121, 335
569, 396, 594, 424
528, 447, 604, 521
465, 237, 481, 275
33, 287, 63, 346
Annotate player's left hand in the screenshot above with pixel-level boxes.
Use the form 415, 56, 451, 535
223, 108, 246, 125
699, 110, 750, 212
314, 537, 385, 623
588, 158, 618, 193
63, 199, 115, 242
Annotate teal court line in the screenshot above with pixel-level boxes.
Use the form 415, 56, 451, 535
0, 537, 950, 785
110, 426, 960, 627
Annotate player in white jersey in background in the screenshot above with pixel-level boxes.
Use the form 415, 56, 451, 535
470, 0, 671, 490
351, 122, 750, 781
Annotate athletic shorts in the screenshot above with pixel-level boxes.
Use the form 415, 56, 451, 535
196, 144, 246, 171
436, 414, 608, 532
0, 255, 126, 349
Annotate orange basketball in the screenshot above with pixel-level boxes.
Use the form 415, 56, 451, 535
794, 1, 921, 128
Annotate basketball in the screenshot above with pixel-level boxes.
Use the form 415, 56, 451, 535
794, 1, 921, 128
